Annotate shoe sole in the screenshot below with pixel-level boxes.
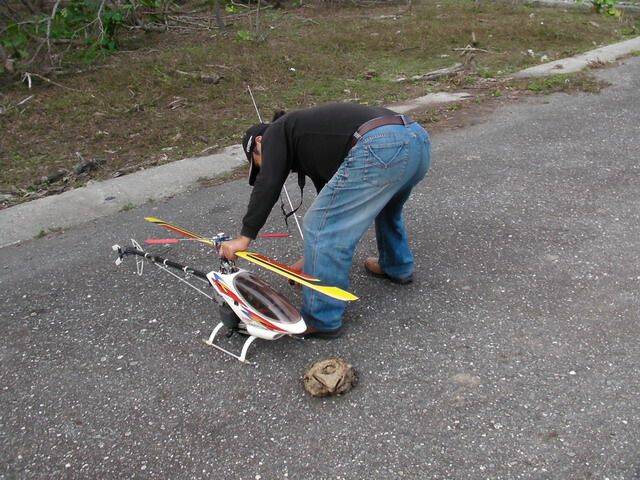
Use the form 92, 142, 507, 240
296, 328, 343, 340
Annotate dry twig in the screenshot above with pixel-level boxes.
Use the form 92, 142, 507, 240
454, 46, 492, 54
394, 63, 464, 83
0, 95, 35, 115
22, 71, 82, 92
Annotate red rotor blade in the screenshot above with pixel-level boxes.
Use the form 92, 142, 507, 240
259, 233, 291, 238
144, 238, 181, 245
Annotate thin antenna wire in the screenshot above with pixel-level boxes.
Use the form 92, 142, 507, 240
247, 85, 263, 123
153, 262, 216, 300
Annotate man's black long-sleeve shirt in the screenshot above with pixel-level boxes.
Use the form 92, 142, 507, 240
241, 103, 394, 239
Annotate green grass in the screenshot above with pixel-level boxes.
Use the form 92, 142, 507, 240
524, 73, 606, 94
1, 0, 638, 195
34, 227, 63, 239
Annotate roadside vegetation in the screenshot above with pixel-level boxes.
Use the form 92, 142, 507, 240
519, 72, 608, 93
1, 0, 639, 207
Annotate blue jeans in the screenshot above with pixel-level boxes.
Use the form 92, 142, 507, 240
301, 121, 431, 331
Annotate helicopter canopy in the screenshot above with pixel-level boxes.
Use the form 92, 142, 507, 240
233, 272, 301, 324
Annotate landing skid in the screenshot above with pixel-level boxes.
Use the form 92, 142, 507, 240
204, 322, 258, 364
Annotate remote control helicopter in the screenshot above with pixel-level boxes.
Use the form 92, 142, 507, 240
112, 216, 357, 364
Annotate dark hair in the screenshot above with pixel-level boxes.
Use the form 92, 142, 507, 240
272, 110, 286, 122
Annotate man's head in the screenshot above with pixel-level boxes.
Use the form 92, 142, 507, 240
242, 123, 269, 186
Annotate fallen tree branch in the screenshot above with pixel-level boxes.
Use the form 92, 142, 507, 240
394, 63, 464, 83
454, 46, 493, 54
130, 22, 168, 32
167, 15, 211, 29
22, 71, 82, 92
0, 95, 35, 115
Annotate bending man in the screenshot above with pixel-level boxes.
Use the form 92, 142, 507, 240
221, 103, 431, 338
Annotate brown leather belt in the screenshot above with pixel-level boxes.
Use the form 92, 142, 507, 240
350, 114, 414, 148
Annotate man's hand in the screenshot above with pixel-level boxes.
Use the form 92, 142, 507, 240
288, 257, 304, 289
289, 257, 304, 272
220, 236, 252, 260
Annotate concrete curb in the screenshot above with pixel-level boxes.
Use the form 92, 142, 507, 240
514, 36, 640, 78
526, 0, 640, 12
0, 145, 244, 248
390, 92, 473, 114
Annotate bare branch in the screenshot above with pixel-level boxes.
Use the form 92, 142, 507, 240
97, 0, 107, 43
1, 94, 35, 115
167, 15, 210, 29
22, 71, 82, 92
453, 46, 493, 54
393, 63, 465, 83
46, 0, 62, 56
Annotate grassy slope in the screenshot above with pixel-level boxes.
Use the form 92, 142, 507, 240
0, 0, 638, 192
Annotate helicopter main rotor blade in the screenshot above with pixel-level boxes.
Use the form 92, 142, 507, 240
145, 216, 215, 247
145, 216, 358, 302
236, 251, 358, 302
144, 234, 290, 246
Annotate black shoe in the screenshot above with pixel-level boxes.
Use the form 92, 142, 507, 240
296, 325, 343, 339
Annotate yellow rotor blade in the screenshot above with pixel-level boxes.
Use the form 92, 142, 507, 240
236, 251, 358, 302
144, 217, 358, 301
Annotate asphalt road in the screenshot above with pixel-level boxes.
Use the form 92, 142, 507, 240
1, 57, 639, 479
